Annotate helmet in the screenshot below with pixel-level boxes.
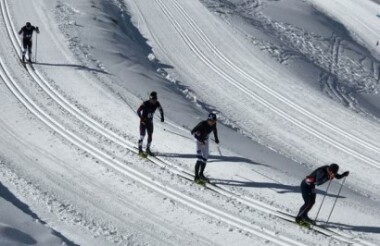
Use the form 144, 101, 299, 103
26, 22, 31, 27
329, 163, 339, 174
149, 91, 157, 100
207, 112, 217, 121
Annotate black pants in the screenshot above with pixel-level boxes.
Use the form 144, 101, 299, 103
138, 122, 153, 150
297, 180, 316, 218
22, 38, 32, 54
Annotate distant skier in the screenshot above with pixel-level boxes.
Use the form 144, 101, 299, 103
295, 163, 349, 224
137, 91, 164, 156
18, 22, 40, 62
191, 112, 220, 183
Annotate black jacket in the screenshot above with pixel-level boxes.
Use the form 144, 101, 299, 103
191, 120, 219, 143
305, 165, 345, 186
19, 25, 39, 40
137, 100, 164, 124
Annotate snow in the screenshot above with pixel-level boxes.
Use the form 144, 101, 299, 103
0, 0, 380, 245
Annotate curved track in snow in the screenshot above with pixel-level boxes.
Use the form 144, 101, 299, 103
1, 0, 378, 245
153, 0, 380, 169
0, 0, 318, 245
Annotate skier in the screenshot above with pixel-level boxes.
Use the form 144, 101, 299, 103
18, 22, 40, 62
137, 91, 164, 156
295, 163, 349, 224
191, 112, 220, 184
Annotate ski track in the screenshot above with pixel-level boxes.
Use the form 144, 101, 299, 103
0, 0, 378, 245
0, 0, 312, 245
151, 0, 380, 171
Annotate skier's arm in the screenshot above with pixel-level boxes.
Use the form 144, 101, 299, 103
213, 124, 219, 144
18, 27, 23, 35
35, 26, 40, 34
137, 104, 145, 123
158, 103, 164, 122
335, 171, 349, 179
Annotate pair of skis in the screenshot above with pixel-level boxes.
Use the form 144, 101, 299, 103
20, 58, 34, 70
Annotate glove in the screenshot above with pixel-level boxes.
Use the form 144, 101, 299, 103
342, 171, 349, 177
215, 139, 219, 144
140, 117, 146, 125
161, 117, 164, 122
36, 26, 39, 32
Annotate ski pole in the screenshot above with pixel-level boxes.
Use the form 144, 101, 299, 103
35, 32, 38, 63
163, 128, 193, 140
326, 176, 346, 223
314, 179, 332, 224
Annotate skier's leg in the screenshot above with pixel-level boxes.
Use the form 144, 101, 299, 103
146, 123, 154, 155
21, 39, 27, 61
194, 161, 201, 180
138, 123, 146, 153
198, 141, 209, 180
194, 141, 203, 179
297, 181, 315, 220
28, 40, 33, 62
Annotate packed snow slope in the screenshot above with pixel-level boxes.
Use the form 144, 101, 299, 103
0, 0, 380, 245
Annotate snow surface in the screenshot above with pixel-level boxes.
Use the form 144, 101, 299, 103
0, 0, 380, 245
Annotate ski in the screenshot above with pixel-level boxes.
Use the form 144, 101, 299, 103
20, 58, 27, 70
138, 152, 148, 158
27, 60, 35, 71
276, 212, 334, 236
194, 178, 206, 186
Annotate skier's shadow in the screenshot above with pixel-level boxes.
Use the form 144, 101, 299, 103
0, 181, 79, 246
211, 178, 300, 193
33, 62, 111, 75
157, 152, 267, 166
210, 178, 345, 198
323, 221, 380, 234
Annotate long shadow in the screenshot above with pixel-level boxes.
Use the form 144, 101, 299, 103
157, 152, 268, 166
323, 221, 380, 234
33, 62, 111, 75
0, 181, 78, 246
210, 178, 345, 198
0, 226, 37, 245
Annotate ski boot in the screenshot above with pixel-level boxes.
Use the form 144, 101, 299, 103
199, 174, 209, 183
146, 148, 155, 157
302, 216, 316, 225
295, 216, 313, 228
194, 176, 206, 186
138, 147, 147, 158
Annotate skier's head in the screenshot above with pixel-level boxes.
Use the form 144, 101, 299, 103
328, 163, 339, 175
207, 112, 217, 124
26, 22, 31, 28
149, 91, 157, 100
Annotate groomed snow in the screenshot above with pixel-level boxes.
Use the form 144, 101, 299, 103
0, 0, 380, 245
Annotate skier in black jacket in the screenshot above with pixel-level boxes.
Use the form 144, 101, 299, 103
18, 22, 40, 62
296, 163, 349, 224
136, 91, 164, 156
191, 112, 220, 183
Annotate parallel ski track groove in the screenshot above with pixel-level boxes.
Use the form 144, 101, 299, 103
1, 0, 376, 245
0, 1, 309, 245
2, 0, 376, 245
158, 0, 380, 169
143, 0, 376, 245
0, 38, 298, 246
